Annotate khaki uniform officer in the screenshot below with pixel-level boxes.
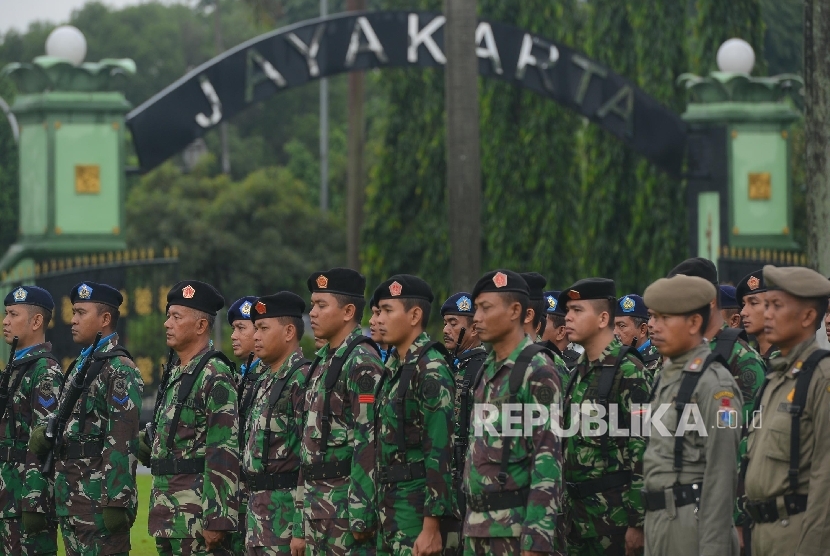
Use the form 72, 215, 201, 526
641, 275, 742, 556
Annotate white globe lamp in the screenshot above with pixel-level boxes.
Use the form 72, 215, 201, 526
716, 38, 755, 74
45, 25, 87, 66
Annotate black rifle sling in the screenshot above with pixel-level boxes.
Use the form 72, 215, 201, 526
261, 357, 311, 467
77, 346, 133, 435
396, 341, 451, 459
239, 364, 263, 423
319, 336, 378, 453
597, 346, 643, 461
457, 351, 488, 450
712, 327, 748, 364
672, 353, 725, 474
498, 343, 555, 485
787, 350, 830, 492
167, 351, 233, 450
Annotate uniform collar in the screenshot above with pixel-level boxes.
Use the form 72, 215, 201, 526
81, 332, 117, 357
637, 338, 652, 353
240, 358, 260, 376
770, 336, 818, 378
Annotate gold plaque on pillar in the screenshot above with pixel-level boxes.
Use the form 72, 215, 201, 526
748, 172, 771, 200
75, 165, 101, 194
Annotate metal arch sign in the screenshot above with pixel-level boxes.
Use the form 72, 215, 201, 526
126, 10, 688, 176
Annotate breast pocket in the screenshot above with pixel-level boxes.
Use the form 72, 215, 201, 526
765, 410, 792, 462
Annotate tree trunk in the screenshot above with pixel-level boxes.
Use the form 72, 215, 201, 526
804, 0, 830, 274
444, 0, 481, 291
346, 0, 365, 271
214, 0, 231, 175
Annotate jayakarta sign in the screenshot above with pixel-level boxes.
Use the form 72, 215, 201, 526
127, 11, 687, 176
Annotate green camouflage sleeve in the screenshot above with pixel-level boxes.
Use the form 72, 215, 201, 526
21, 358, 62, 513
345, 346, 383, 532
202, 363, 240, 530
102, 358, 144, 509
617, 356, 650, 528
418, 353, 455, 517
519, 354, 564, 552
292, 369, 308, 539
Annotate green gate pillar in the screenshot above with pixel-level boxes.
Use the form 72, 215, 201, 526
679, 41, 802, 267
0, 27, 135, 281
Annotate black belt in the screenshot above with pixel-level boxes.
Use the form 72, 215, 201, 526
61, 440, 105, 460
246, 470, 300, 491
150, 457, 206, 476
746, 495, 808, 523
0, 446, 26, 464
467, 487, 530, 512
567, 471, 632, 499
378, 461, 426, 484
642, 483, 702, 512
303, 459, 350, 481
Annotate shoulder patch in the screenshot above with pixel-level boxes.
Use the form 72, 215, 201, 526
211, 384, 230, 405
357, 374, 375, 394
422, 376, 441, 398
630, 381, 650, 404
536, 386, 554, 405
713, 390, 734, 400
38, 376, 56, 408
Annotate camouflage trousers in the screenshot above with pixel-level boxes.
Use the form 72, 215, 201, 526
305, 518, 376, 555
462, 537, 520, 555
59, 514, 129, 556
229, 511, 246, 556
0, 515, 58, 555
155, 536, 234, 556
247, 547, 290, 555
567, 533, 628, 556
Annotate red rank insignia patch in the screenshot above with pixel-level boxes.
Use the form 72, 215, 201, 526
255, 301, 267, 314
359, 394, 375, 403
182, 285, 196, 299
493, 272, 508, 288
389, 281, 403, 296
316, 275, 328, 289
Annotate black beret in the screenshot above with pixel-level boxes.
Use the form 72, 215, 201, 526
472, 270, 529, 301
5, 286, 54, 312
374, 274, 434, 303
543, 290, 565, 315
520, 272, 547, 301
70, 281, 123, 308
667, 257, 718, 287
617, 294, 649, 319
735, 270, 767, 306
557, 278, 616, 308
719, 286, 739, 309
251, 291, 306, 321
227, 296, 257, 325
307, 267, 366, 297
166, 280, 224, 316
441, 292, 474, 316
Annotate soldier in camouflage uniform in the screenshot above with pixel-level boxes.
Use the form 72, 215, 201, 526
301, 268, 383, 555
143, 281, 239, 555
736, 271, 780, 362
0, 286, 62, 555
369, 291, 390, 364
614, 294, 662, 379
559, 279, 650, 556
228, 296, 260, 556
464, 270, 565, 555
541, 291, 580, 374
242, 292, 311, 555
440, 292, 486, 553
719, 286, 743, 329
372, 275, 455, 555
29, 282, 143, 556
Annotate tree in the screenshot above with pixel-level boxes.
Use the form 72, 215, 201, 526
0, 79, 18, 253
692, 0, 766, 75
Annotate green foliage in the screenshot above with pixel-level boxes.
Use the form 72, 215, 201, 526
692, 0, 766, 75
761, 0, 802, 75
0, 79, 18, 253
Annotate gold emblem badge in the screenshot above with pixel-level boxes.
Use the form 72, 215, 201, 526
747, 276, 760, 291
316, 275, 328, 289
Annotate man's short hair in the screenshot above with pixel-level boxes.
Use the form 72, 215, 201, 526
402, 298, 431, 329
26, 305, 52, 329
277, 316, 305, 340
590, 298, 616, 320
502, 292, 529, 324
631, 316, 648, 329
809, 297, 828, 331
188, 307, 215, 332
549, 314, 566, 329
332, 293, 366, 324
529, 299, 547, 336
684, 303, 711, 336
95, 302, 120, 329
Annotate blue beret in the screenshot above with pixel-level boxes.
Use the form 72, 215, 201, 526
69, 281, 123, 308
617, 294, 649, 319
441, 292, 474, 316
4, 286, 54, 312
719, 285, 739, 309
227, 296, 258, 325
543, 291, 564, 315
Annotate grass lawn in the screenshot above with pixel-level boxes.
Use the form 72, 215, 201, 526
57, 473, 157, 556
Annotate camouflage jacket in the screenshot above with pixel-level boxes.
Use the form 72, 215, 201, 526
243, 348, 310, 547
236, 358, 262, 514
452, 345, 488, 445
54, 334, 144, 517
148, 347, 239, 537
710, 324, 766, 423
563, 337, 650, 538
539, 341, 573, 393
639, 341, 662, 380
300, 326, 383, 532
463, 336, 564, 553
0, 342, 62, 518
377, 332, 455, 530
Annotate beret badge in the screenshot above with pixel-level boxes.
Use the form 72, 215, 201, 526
493, 272, 508, 288
255, 301, 267, 314
13, 287, 27, 302
456, 296, 472, 312
240, 301, 252, 317
389, 281, 403, 297
621, 296, 635, 313
547, 295, 556, 310
316, 275, 329, 289
77, 283, 93, 300
182, 285, 196, 299
568, 290, 581, 300
747, 276, 760, 291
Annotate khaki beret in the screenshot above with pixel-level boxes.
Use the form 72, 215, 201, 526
643, 275, 716, 314
763, 265, 830, 298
